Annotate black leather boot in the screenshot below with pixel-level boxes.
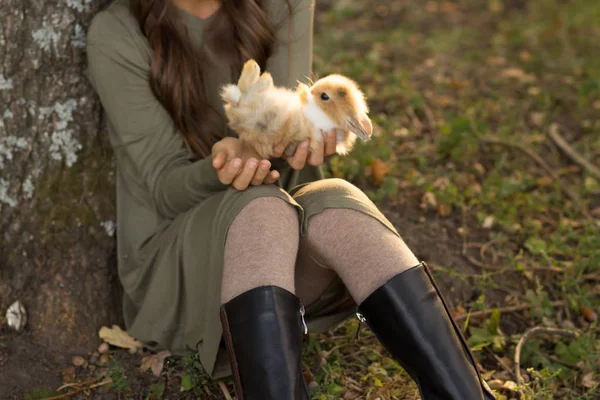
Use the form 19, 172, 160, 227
357, 262, 497, 400
220, 285, 310, 400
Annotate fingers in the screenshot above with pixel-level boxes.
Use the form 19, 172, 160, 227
212, 150, 227, 170
307, 136, 324, 166
264, 170, 280, 184
250, 160, 271, 186
217, 158, 242, 184
324, 129, 337, 156
287, 139, 310, 170
231, 158, 259, 190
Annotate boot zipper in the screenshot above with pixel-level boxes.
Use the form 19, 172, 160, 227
355, 312, 366, 340
299, 304, 308, 335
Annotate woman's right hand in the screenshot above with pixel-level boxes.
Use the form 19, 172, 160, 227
211, 138, 280, 190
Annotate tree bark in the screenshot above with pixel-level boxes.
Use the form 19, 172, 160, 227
0, 0, 121, 354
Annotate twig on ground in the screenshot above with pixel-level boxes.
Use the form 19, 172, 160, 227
479, 136, 589, 218
41, 379, 112, 400
406, 105, 424, 133
487, 349, 516, 378
514, 326, 581, 394
454, 300, 564, 322
218, 381, 233, 400
463, 254, 600, 282
548, 124, 600, 180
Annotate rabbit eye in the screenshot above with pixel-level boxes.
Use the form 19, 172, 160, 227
320, 93, 330, 101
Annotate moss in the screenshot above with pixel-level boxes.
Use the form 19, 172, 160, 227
33, 144, 115, 241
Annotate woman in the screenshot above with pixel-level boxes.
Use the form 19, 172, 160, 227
86, 0, 496, 398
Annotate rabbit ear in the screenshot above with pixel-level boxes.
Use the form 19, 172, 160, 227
344, 114, 373, 141
296, 83, 311, 104
238, 59, 261, 92
254, 72, 274, 92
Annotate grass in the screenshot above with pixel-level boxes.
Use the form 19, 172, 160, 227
310, 0, 600, 398
25, 0, 598, 398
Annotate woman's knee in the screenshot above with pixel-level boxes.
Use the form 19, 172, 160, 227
230, 194, 300, 239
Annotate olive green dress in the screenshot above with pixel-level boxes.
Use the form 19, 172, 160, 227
86, 0, 398, 379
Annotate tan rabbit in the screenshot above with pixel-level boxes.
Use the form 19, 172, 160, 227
220, 59, 373, 159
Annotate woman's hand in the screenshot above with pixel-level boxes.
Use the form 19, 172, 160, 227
212, 137, 280, 190
272, 128, 339, 170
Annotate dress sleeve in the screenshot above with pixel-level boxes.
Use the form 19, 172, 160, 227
86, 11, 228, 219
265, 0, 317, 172
266, 0, 315, 88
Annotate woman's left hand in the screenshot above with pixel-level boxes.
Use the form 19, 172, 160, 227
272, 128, 338, 170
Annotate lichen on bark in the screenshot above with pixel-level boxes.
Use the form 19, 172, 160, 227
0, 0, 121, 353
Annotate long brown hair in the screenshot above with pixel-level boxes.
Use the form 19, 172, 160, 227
130, 0, 277, 158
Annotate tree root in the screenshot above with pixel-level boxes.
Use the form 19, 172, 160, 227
548, 123, 600, 181
514, 326, 581, 395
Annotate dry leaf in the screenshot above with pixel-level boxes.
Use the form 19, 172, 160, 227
487, 379, 504, 390
371, 158, 390, 186
482, 216, 495, 229
503, 380, 518, 391
393, 128, 410, 137
420, 192, 437, 210
140, 350, 171, 377
501, 68, 536, 83
438, 203, 452, 217
591, 207, 600, 217
519, 50, 532, 62
98, 325, 143, 354
535, 176, 553, 187
530, 112, 544, 126
580, 307, 598, 322
6, 301, 27, 331
582, 372, 598, 388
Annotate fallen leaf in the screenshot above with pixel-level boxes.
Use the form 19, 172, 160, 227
6, 301, 27, 331
530, 112, 544, 126
438, 203, 452, 217
487, 379, 504, 390
140, 350, 172, 377
433, 177, 450, 190
482, 216, 495, 229
473, 162, 486, 176
519, 50, 532, 62
98, 325, 143, 354
535, 176, 553, 187
591, 207, 600, 217
582, 372, 598, 388
371, 158, 390, 186
393, 127, 410, 137
420, 192, 437, 210
580, 307, 598, 322
503, 380, 518, 391
487, 56, 507, 66
501, 68, 536, 83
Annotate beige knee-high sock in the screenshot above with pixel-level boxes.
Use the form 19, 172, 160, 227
221, 197, 299, 304
303, 208, 420, 304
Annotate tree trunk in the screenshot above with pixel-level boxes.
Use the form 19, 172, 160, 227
0, 0, 121, 354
